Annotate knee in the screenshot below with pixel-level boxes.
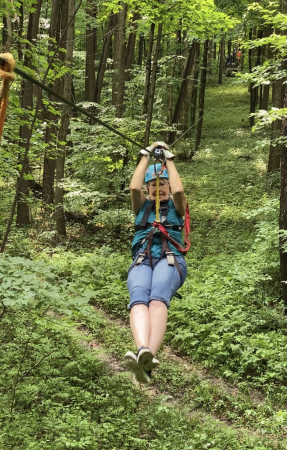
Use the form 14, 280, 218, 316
149, 299, 168, 311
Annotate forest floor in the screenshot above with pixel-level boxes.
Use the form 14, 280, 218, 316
1, 75, 286, 449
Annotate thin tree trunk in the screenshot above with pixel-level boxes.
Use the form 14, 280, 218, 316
42, 0, 61, 205
85, 0, 97, 102
144, 23, 162, 147
261, 85, 270, 110
280, 93, 287, 310
168, 40, 199, 144
55, 0, 75, 236
195, 40, 209, 152
138, 33, 144, 66
218, 37, 224, 84
268, 79, 285, 172
17, 0, 43, 226
143, 23, 155, 116
112, 3, 127, 117
15, 2, 24, 61
268, 0, 287, 173
93, 13, 113, 105
213, 41, 216, 60
125, 12, 140, 81
4, 0, 13, 51
190, 45, 200, 131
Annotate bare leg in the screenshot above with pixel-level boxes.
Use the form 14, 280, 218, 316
148, 300, 168, 355
130, 304, 150, 349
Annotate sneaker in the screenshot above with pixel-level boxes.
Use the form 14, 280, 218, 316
137, 347, 154, 372
124, 351, 150, 384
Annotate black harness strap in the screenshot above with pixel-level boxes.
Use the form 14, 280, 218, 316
138, 201, 154, 228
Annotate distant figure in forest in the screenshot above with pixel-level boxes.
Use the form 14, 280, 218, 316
124, 142, 188, 383
237, 49, 242, 65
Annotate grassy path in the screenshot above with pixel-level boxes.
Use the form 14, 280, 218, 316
74, 304, 285, 445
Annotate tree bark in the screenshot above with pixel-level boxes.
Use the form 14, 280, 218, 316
17, 0, 43, 226
137, 33, 144, 66
218, 37, 224, 84
42, 0, 61, 205
195, 40, 209, 152
268, 0, 287, 173
143, 23, 155, 116
85, 0, 97, 102
125, 12, 140, 81
268, 79, 285, 172
4, 0, 13, 51
279, 93, 287, 310
144, 23, 162, 147
167, 40, 199, 144
112, 3, 127, 117
93, 14, 113, 105
55, 0, 75, 236
190, 45, 200, 131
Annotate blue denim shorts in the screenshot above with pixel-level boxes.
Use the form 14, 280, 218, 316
127, 253, 187, 310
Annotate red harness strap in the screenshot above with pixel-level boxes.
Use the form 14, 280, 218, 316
152, 202, 190, 253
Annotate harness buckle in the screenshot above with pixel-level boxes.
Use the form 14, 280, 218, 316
135, 253, 145, 265
166, 251, 175, 266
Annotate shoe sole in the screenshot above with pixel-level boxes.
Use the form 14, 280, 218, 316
137, 349, 154, 372
124, 352, 150, 384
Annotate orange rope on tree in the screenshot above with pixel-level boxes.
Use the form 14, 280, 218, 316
0, 53, 15, 142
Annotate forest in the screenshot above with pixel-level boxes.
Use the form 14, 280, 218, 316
1, 0, 287, 448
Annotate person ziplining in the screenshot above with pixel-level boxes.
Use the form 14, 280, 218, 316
0, 58, 191, 360
124, 142, 190, 383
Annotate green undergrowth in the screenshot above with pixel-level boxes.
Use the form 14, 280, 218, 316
0, 308, 278, 450
78, 307, 287, 438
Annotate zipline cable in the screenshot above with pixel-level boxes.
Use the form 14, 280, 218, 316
10, 64, 146, 151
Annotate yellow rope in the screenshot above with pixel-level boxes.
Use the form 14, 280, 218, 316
155, 175, 160, 222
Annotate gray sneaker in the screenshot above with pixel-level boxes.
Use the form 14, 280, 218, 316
137, 347, 154, 372
124, 351, 150, 384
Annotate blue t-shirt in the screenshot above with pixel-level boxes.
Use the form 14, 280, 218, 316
131, 199, 184, 258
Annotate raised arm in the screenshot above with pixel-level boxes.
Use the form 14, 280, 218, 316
166, 159, 187, 216
130, 156, 148, 214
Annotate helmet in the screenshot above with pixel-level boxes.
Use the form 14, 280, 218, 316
144, 164, 169, 183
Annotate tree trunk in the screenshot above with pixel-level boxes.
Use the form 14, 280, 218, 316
42, 0, 61, 205
55, 0, 75, 236
213, 41, 216, 60
17, 0, 43, 226
4, 0, 13, 51
249, 28, 256, 127
144, 23, 162, 147
85, 0, 97, 102
190, 45, 200, 131
261, 85, 270, 110
143, 23, 155, 116
218, 37, 224, 84
167, 40, 199, 144
14, 1, 24, 61
268, 79, 285, 172
195, 40, 209, 152
138, 33, 144, 66
125, 12, 140, 81
112, 3, 127, 117
268, 0, 287, 173
93, 14, 113, 105
279, 93, 287, 310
